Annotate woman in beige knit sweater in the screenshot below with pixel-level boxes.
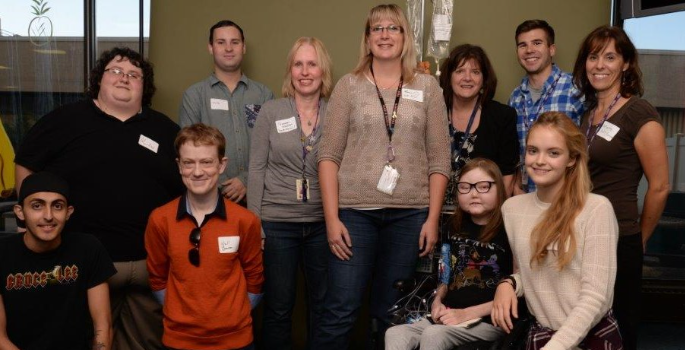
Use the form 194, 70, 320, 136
491, 112, 622, 350
312, 4, 451, 349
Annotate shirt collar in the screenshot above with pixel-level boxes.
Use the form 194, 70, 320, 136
209, 73, 249, 89
520, 64, 561, 93
175, 191, 227, 225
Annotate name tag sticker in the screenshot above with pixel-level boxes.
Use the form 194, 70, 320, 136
275, 116, 298, 133
210, 98, 229, 111
401, 88, 424, 102
597, 121, 620, 142
138, 134, 159, 153
218, 236, 240, 253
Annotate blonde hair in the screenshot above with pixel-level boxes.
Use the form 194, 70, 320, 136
527, 112, 592, 270
352, 4, 418, 83
282, 37, 333, 98
449, 158, 506, 243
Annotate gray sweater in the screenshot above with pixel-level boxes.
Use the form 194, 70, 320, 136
247, 97, 326, 222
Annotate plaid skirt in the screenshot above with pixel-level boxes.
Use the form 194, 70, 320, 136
526, 309, 623, 350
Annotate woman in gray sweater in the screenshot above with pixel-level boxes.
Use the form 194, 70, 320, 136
247, 37, 333, 349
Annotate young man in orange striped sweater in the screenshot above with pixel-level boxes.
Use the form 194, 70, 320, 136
145, 123, 263, 350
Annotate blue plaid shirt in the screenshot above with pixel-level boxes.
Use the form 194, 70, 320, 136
508, 64, 585, 192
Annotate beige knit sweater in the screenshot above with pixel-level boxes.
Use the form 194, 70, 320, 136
502, 193, 619, 350
318, 73, 450, 208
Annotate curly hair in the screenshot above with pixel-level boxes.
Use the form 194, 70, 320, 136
439, 44, 497, 112
572, 25, 643, 111
87, 47, 156, 106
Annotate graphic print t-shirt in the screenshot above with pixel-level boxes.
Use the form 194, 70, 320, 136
439, 219, 513, 309
0, 233, 116, 350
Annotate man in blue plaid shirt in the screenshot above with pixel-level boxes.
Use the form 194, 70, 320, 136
508, 20, 585, 193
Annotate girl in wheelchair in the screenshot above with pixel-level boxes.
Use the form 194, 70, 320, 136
386, 158, 514, 349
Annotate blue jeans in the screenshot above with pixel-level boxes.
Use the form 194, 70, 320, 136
312, 208, 428, 350
261, 220, 328, 350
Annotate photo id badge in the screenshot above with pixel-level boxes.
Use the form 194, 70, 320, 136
377, 164, 400, 195
296, 178, 310, 201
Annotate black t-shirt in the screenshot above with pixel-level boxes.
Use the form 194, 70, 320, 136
440, 218, 513, 310
0, 233, 117, 349
15, 100, 184, 261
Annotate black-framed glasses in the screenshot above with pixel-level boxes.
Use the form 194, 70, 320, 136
104, 67, 143, 81
188, 227, 201, 267
456, 181, 495, 194
369, 25, 403, 35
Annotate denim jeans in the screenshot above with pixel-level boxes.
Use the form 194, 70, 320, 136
261, 220, 328, 350
312, 208, 428, 350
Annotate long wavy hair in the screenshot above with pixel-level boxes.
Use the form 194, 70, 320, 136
282, 37, 333, 99
572, 25, 643, 111
527, 112, 591, 270
449, 158, 505, 243
352, 4, 418, 84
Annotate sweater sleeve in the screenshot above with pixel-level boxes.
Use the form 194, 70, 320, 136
543, 196, 619, 350
498, 104, 520, 176
144, 209, 170, 292
247, 100, 274, 218
423, 77, 451, 177
318, 75, 352, 166
240, 214, 264, 294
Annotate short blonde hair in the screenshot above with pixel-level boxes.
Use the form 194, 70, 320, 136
352, 4, 418, 83
282, 37, 333, 98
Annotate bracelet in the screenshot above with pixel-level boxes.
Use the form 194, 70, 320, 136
497, 276, 517, 291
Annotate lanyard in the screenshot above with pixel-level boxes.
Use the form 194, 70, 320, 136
370, 65, 403, 163
296, 99, 320, 177
449, 95, 481, 162
521, 74, 561, 131
585, 93, 621, 149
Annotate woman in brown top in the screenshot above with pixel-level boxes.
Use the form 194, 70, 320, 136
573, 25, 669, 350
314, 4, 451, 349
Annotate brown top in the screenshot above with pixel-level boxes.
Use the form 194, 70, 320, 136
318, 73, 450, 208
583, 97, 661, 236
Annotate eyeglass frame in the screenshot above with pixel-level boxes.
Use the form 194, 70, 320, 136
188, 227, 201, 267
368, 25, 403, 35
455, 181, 496, 194
104, 67, 144, 81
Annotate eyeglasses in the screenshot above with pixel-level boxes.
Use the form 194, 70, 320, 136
456, 181, 496, 194
369, 25, 403, 35
188, 227, 201, 267
104, 67, 143, 81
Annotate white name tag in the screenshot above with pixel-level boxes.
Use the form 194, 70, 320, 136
401, 88, 424, 102
218, 236, 240, 253
210, 98, 229, 111
275, 116, 298, 133
597, 121, 620, 142
138, 134, 159, 153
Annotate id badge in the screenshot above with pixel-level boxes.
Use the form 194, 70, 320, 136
296, 178, 310, 201
376, 164, 400, 195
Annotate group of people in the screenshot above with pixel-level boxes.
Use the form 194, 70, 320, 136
0, 3, 669, 350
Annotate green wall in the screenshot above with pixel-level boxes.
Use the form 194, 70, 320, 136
150, 0, 611, 121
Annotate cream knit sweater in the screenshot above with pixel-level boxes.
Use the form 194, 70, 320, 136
502, 192, 619, 350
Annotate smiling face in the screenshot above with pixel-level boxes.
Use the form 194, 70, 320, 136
208, 25, 246, 73
367, 18, 404, 62
291, 43, 323, 98
456, 168, 498, 223
516, 28, 556, 76
98, 56, 144, 109
525, 125, 576, 199
586, 39, 628, 96
178, 142, 228, 198
451, 58, 483, 102
14, 192, 74, 253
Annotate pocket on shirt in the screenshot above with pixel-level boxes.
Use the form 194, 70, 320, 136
245, 104, 262, 128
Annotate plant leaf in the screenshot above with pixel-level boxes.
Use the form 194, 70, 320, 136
43, 6, 50, 14
32, 0, 41, 6
31, 5, 40, 15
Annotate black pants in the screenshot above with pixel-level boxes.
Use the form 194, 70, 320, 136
612, 233, 643, 350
